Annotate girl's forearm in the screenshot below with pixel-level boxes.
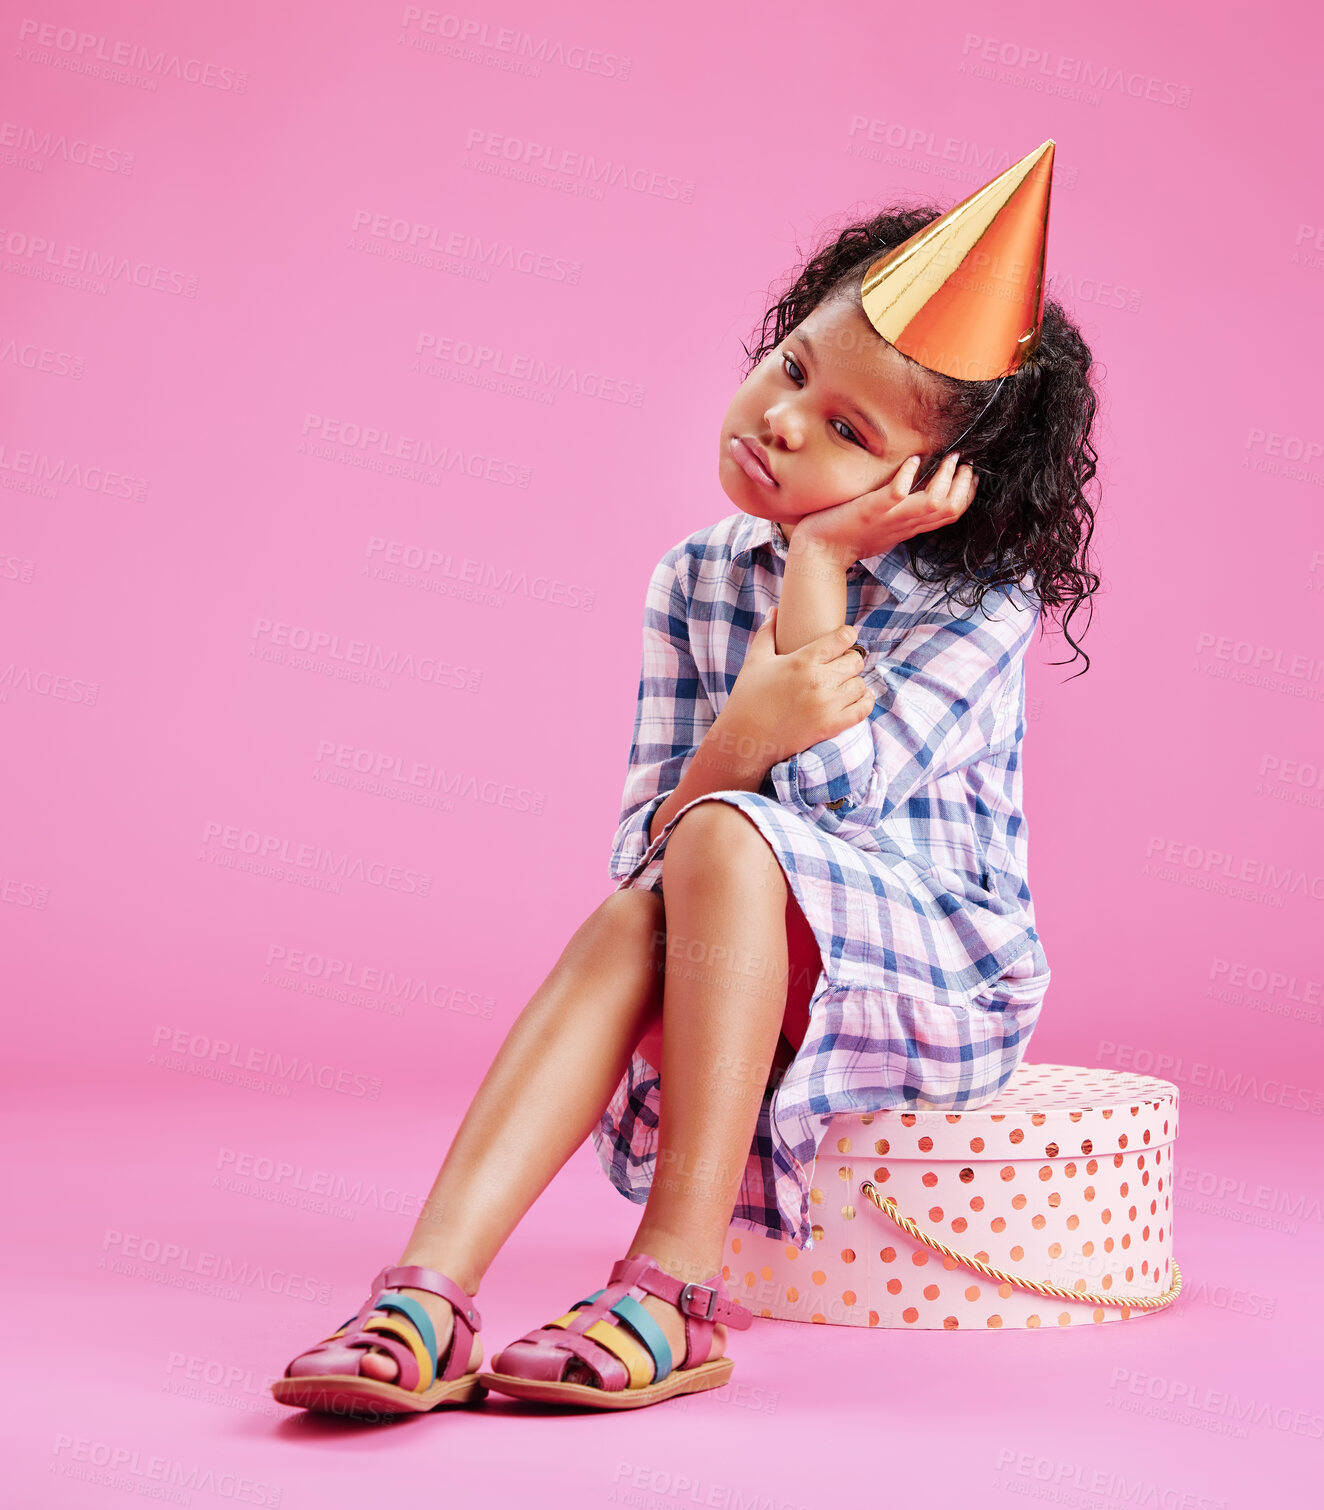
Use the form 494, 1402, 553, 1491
776, 533, 851, 653
646, 713, 773, 846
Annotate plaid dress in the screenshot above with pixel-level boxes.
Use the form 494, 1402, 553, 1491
590, 510, 1053, 1249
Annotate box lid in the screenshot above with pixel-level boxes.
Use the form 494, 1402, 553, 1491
827, 1062, 1179, 1162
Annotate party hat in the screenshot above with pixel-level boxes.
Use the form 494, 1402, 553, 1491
859, 140, 1055, 382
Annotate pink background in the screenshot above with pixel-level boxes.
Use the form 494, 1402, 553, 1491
3, 1, 1320, 1504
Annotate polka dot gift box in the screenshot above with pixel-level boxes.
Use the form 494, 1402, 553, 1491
723, 1063, 1181, 1330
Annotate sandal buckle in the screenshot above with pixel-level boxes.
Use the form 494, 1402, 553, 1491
679, 1282, 718, 1321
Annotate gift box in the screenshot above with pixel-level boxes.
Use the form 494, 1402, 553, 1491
722, 1062, 1180, 1330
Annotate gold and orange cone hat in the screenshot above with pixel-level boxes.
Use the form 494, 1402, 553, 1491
859, 140, 1055, 382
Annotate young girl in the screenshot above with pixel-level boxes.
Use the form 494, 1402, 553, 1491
272, 141, 1101, 1416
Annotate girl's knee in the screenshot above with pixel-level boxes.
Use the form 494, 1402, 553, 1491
662, 800, 783, 889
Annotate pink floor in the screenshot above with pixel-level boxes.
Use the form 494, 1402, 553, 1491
8, 1085, 1316, 1507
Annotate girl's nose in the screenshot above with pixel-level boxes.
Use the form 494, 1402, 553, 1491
764, 399, 804, 449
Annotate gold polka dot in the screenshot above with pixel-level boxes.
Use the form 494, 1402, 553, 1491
1000, 1165, 1016, 1181
1009, 1245, 1024, 1261
1057, 1312, 1072, 1326
1044, 1143, 1059, 1157
811, 1225, 824, 1242
811, 1314, 826, 1324
970, 1196, 985, 1211
1047, 1192, 1061, 1207
784, 1244, 798, 1261
922, 1171, 938, 1188
745, 1271, 755, 1287
1066, 1214, 1080, 1230
998, 1282, 1013, 1299
880, 1246, 896, 1263
911, 1250, 929, 1266
1011, 1194, 1027, 1210
786, 1286, 799, 1302
873, 1166, 890, 1182
951, 1217, 968, 1234
1009, 1128, 1024, 1143
1031, 1215, 1046, 1230
1092, 1308, 1105, 1323
874, 1139, 890, 1155
810, 1188, 824, 1205
837, 1137, 852, 1153
928, 1207, 944, 1223
1064, 1161, 1077, 1177
959, 1166, 975, 1182
761, 1266, 773, 1281
887, 1278, 902, 1295
841, 1248, 856, 1264
1047, 1242, 1062, 1258
965, 1285, 980, 1301
868, 1311, 879, 1326
1083, 1186, 1096, 1201
988, 1315, 1003, 1328
923, 1283, 940, 1300
990, 1216, 1007, 1233
722, 1265, 731, 1280
943, 1316, 959, 1329
731, 1238, 742, 1254
1027, 1314, 1041, 1328
902, 1307, 919, 1323
841, 1205, 856, 1220
842, 1290, 857, 1305
970, 1137, 985, 1152
918, 1135, 933, 1151
1038, 1165, 1053, 1181
811, 1270, 827, 1286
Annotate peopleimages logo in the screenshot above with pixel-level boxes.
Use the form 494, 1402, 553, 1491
16, 18, 249, 93
149, 1025, 383, 1100
198, 819, 434, 897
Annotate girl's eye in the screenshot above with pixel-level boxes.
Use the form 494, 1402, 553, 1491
780, 350, 866, 448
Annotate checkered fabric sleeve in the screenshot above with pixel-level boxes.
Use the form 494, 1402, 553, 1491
608, 548, 716, 881
767, 583, 1040, 842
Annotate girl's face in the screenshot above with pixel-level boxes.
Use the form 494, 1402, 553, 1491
719, 296, 945, 527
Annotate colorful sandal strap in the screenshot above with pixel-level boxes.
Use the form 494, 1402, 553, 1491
606, 1294, 674, 1384
622, 1261, 753, 1330
375, 1264, 481, 1332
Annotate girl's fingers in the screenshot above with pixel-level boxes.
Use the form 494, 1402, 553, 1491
891, 454, 923, 496
949, 462, 977, 515
925, 450, 961, 506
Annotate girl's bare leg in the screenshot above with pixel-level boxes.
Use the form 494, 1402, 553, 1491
354, 802, 818, 1384
611, 799, 809, 1377
355, 886, 668, 1380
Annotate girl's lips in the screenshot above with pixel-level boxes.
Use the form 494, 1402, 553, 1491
729, 435, 778, 489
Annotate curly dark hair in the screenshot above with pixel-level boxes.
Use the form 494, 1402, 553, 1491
742, 201, 1103, 678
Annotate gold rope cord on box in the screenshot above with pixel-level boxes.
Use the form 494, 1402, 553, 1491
860, 1181, 1182, 1312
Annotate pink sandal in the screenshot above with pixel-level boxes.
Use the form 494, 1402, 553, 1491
270, 1264, 485, 1418
478, 1252, 753, 1409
